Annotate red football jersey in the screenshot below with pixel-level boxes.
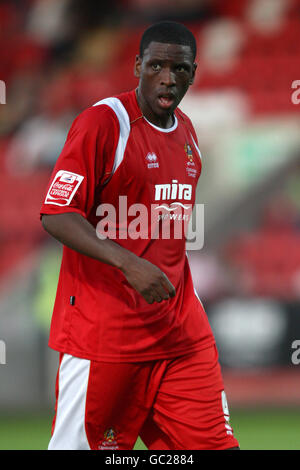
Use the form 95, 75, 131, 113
40, 89, 215, 362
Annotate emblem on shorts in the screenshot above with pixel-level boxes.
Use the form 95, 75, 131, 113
98, 427, 119, 450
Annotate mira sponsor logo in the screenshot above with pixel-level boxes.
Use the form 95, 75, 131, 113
155, 180, 192, 201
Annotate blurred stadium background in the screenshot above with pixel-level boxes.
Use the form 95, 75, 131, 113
0, 0, 300, 450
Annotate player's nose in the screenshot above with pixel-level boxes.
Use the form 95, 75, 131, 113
160, 67, 176, 86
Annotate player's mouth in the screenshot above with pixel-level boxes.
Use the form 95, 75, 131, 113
157, 93, 175, 109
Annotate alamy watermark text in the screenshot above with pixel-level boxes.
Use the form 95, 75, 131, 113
291, 340, 300, 365
0, 340, 6, 365
291, 80, 300, 105
0, 80, 6, 104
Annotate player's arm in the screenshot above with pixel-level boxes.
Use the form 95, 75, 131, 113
41, 212, 175, 304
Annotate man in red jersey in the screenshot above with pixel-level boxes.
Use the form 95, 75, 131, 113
41, 21, 239, 450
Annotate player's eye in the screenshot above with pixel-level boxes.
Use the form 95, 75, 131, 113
151, 63, 161, 72
176, 65, 188, 73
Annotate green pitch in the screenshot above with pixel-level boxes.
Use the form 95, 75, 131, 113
0, 409, 299, 450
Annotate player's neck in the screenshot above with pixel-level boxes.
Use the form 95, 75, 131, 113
135, 88, 175, 129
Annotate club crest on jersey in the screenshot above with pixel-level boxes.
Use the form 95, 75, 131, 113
98, 427, 119, 450
184, 143, 194, 163
184, 143, 197, 178
146, 152, 159, 169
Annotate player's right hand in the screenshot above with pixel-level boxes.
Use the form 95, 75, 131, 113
121, 256, 176, 304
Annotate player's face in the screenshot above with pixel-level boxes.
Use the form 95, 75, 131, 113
135, 41, 196, 128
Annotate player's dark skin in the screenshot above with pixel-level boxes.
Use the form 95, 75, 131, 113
42, 41, 240, 450
42, 42, 195, 306
135, 41, 196, 128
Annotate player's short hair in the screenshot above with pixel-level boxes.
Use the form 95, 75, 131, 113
139, 21, 197, 61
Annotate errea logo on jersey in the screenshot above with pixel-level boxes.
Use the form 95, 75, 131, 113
154, 180, 192, 201
146, 152, 159, 168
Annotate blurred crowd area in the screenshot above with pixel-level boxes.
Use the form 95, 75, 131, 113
0, 0, 300, 410
1, 0, 300, 298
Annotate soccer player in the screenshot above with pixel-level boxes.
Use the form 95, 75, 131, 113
40, 21, 239, 450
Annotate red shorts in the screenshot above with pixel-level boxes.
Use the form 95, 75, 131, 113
48, 344, 239, 450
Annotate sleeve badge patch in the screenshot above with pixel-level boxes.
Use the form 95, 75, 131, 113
44, 170, 84, 206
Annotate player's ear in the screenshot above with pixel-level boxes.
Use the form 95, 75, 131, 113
189, 63, 197, 85
134, 55, 142, 78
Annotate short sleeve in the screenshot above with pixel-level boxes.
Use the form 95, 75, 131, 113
40, 105, 120, 219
